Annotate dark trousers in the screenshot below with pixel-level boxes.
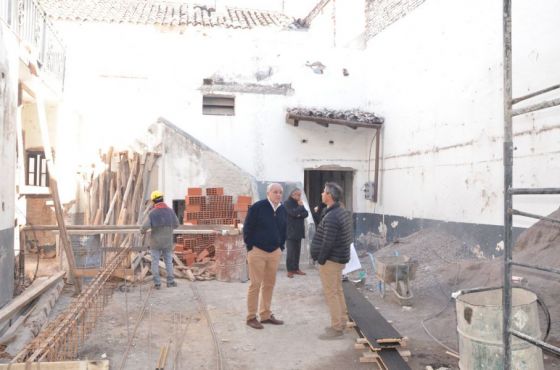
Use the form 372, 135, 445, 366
286, 239, 302, 272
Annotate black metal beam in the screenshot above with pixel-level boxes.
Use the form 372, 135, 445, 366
509, 187, 560, 195
510, 329, 560, 357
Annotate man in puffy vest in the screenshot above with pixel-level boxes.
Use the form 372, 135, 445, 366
141, 190, 180, 290
311, 182, 353, 340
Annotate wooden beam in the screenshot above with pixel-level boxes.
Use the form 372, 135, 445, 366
73, 268, 134, 278
303, 0, 332, 26
0, 360, 109, 369
22, 224, 240, 234
0, 272, 65, 327
35, 91, 81, 293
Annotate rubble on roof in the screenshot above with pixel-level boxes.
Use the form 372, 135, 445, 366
287, 107, 385, 125
38, 0, 301, 29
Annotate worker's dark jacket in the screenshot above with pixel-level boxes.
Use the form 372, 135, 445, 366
243, 199, 287, 252
141, 202, 179, 250
310, 202, 353, 265
285, 196, 309, 240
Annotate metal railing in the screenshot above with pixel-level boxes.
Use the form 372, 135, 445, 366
0, 0, 66, 85
502, 1, 560, 368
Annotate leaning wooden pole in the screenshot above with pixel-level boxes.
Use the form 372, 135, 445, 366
35, 90, 81, 293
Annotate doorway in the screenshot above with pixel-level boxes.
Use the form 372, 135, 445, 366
304, 169, 354, 213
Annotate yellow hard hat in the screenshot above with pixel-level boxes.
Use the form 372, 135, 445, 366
151, 190, 164, 201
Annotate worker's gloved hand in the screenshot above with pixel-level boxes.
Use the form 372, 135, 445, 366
317, 258, 326, 265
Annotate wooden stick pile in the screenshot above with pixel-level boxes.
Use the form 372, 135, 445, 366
83, 149, 160, 246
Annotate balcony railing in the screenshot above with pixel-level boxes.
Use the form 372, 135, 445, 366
1, 0, 66, 87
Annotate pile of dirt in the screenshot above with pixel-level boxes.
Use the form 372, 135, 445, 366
355, 231, 386, 251
515, 206, 560, 265
369, 228, 480, 293
366, 209, 560, 366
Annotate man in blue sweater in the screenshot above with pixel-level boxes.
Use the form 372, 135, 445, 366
243, 183, 287, 329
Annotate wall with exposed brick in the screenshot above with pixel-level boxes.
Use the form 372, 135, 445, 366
25, 197, 57, 246
306, 0, 367, 49
0, 24, 18, 307
365, 0, 427, 39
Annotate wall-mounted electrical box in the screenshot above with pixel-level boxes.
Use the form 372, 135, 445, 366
363, 181, 375, 201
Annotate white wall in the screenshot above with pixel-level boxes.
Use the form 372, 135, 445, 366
53, 22, 374, 210
363, 0, 560, 228
0, 23, 18, 307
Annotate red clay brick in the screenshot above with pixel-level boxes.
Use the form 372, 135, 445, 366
237, 195, 252, 204
206, 187, 224, 196
185, 250, 196, 266
186, 204, 202, 212
188, 187, 203, 196
197, 249, 210, 262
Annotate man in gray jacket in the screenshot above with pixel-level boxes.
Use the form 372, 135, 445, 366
141, 190, 180, 289
311, 182, 353, 340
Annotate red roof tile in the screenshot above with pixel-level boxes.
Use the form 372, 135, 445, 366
38, 0, 297, 29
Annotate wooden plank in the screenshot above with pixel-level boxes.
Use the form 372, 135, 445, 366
138, 264, 150, 282
36, 93, 81, 293
0, 360, 109, 369
0, 272, 65, 327
73, 268, 134, 278
378, 349, 411, 370
343, 281, 402, 341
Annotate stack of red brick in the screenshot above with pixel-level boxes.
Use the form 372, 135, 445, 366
175, 234, 216, 266
183, 188, 252, 226
175, 187, 252, 266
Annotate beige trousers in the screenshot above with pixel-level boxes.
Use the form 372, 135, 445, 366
319, 260, 348, 331
246, 247, 282, 321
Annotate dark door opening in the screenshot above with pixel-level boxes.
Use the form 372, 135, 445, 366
304, 169, 354, 216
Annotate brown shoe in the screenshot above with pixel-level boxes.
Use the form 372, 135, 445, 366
294, 270, 306, 275
260, 315, 284, 325
246, 318, 264, 329
318, 327, 344, 340
287, 272, 294, 278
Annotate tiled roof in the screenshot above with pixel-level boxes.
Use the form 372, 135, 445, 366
38, 1, 297, 29
287, 107, 384, 127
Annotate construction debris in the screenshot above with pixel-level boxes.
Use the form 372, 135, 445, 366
0, 360, 109, 369
0, 272, 65, 330
176, 187, 251, 266
2, 280, 64, 358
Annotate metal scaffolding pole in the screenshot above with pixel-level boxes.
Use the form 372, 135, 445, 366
502, 2, 560, 367
502, 0, 513, 368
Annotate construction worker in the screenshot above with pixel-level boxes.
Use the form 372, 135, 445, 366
141, 190, 180, 289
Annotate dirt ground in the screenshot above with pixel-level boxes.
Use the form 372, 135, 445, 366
17, 214, 560, 369
73, 268, 375, 370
